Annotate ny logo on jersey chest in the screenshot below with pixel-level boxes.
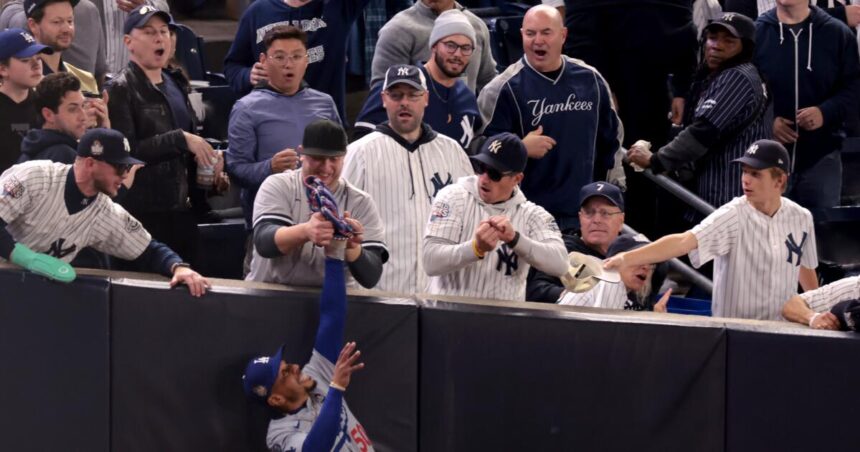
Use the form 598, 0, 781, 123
430, 172, 453, 197
496, 244, 518, 276
785, 232, 807, 266
48, 238, 76, 259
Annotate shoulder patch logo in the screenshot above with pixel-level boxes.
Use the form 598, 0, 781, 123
125, 215, 142, 233
2, 177, 24, 199
430, 201, 450, 222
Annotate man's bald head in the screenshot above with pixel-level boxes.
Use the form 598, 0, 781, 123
521, 5, 567, 72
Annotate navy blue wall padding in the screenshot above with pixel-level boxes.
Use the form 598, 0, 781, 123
726, 329, 860, 452
109, 283, 418, 452
0, 270, 110, 452
419, 301, 726, 452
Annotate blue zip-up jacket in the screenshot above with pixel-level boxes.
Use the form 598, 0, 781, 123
754, 6, 860, 172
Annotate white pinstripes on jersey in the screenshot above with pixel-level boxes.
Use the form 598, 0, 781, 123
558, 280, 629, 309
0, 161, 151, 262
246, 170, 387, 287
690, 196, 818, 320
801, 276, 860, 312
343, 131, 473, 294
423, 177, 564, 301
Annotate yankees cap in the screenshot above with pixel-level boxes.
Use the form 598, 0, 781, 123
123, 5, 174, 35
301, 119, 348, 157
704, 12, 755, 42
579, 182, 625, 211
383, 64, 427, 91
243, 345, 285, 404
77, 128, 144, 165
0, 28, 53, 60
829, 299, 860, 332
732, 139, 790, 173
470, 132, 527, 174
24, 0, 79, 18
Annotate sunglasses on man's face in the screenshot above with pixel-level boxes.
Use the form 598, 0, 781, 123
472, 161, 512, 182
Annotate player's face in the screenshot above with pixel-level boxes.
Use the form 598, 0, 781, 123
92, 160, 130, 197
741, 165, 785, 203
262, 38, 308, 96
475, 163, 523, 204
269, 360, 315, 409
0, 56, 43, 90
704, 28, 742, 71
28, 2, 75, 51
521, 8, 567, 73
125, 16, 171, 71
301, 154, 344, 190
579, 197, 624, 253
49, 90, 88, 139
382, 84, 428, 137
620, 262, 654, 293
431, 34, 473, 79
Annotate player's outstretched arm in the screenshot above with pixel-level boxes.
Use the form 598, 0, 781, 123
604, 231, 698, 271
315, 257, 348, 363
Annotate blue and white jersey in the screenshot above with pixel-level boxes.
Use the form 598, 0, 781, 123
478, 56, 622, 220
354, 65, 481, 150
266, 351, 373, 452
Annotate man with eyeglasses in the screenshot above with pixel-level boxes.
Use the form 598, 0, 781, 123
344, 64, 472, 294
226, 25, 340, 274
108, 5, 220, 267
0, 128, 211, 296
355, 9, 481, 150
423, 132, 566, 301
526, 181, 625, 303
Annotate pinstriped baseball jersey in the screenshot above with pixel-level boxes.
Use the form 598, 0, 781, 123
246, 170, 387, 287
557, 280, 628, 309
0, 161, 151, 262
423, 176, 565, 301
343, 126, 472, 294
801, 276, 860, 312
690, 196, 818, 320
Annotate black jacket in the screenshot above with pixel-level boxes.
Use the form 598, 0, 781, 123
106, 62, 197, 213
526, 231, 605, 303
17, 129, 78, 164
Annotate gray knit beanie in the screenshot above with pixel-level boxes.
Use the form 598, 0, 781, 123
429, 9, 476, 50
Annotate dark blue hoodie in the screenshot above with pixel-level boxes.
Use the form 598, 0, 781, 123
17, 128, 77, 164
754, 6, 860, 172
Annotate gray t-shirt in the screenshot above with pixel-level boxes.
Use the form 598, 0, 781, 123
246, 170, 386, 287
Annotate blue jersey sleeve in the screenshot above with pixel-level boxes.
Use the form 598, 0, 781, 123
314, 257, 347, 363
301, 388, 344, 452
223, 11, 257, 95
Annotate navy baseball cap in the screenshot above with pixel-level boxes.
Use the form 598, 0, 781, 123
470, 132, 527, 174
383, 64, 427, 91
123, 5, 173, 35
242, 345, 284, 404
830, 299, 860, 332
0, 28, 53, 60
607, 235, 649, 258
579, 182, 625, 211
77, 128, 144, 165
301, 119, 348, 157
704, 12, 756, 42
732, 139, 790, 173
24, 0, 79, 17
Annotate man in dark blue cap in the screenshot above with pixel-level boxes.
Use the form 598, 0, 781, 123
0, 128, 211, 296
0, 27, 53, 172
606, 139, 819, 321
423, 132, 567, 301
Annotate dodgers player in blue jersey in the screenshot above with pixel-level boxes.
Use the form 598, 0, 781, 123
354, 9, 481, 150
243, 193, 372, 451
477, 4, 622, 231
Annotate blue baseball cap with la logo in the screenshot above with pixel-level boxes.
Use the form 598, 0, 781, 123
0, 28, 53, 60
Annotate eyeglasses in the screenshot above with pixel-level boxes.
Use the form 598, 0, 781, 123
268, 53, 307, 65
383, 90, 425, 102
472, 161, 512, 182
439, 40, 474, 56
580, 208, 623, 220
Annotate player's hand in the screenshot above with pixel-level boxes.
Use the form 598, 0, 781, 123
184, 132, 219, 167
670, 97, 684, 125
522, 125, 556, 159
474, 221, 500, 253
487, 215, 516, 243
122, 163, 145, 189
773, 117, 799, 144
603, 252, 626, 271
304, 212, 335, 246
810, 312, 840, 330
796, 107, 824, 131
270, 148, 299, 173
846, 4, 860, 27
169, 266, 211, 297
653, 288, 673, 313
627, 144, 652, 169
342, 211, 364, 249
250, 60, 269, 86
331, 341, 365, 390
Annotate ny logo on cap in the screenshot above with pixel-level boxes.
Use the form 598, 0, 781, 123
123, 138, 131, 153
397, 67, 410, 76
488, 140, 502, 154
723, 13, 736, 21
139, 5, 155, 14
91, 140, 104, 156
747, 144, 758, 155
20, 31, 34, 43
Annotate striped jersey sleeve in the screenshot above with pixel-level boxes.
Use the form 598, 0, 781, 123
694, 68, 759, 132
252, 171, 300, 228
0, 162, 50, 225
523, 202, 562, 243
425, 183, 467, 243
801, 276, 860, 312
799, 210, 818, 269
689, 198, 741, 268
558, 281, 628, 309
89, 200, 152, 260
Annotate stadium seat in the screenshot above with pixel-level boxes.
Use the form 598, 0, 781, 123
486, 15, 525, 72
